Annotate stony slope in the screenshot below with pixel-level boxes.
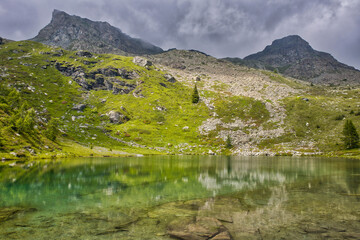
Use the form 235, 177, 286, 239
32, 10, 163, 55
225, 35, 360, 86
149, 49, 360, 156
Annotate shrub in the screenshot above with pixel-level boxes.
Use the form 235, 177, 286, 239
335, 114, 345, 121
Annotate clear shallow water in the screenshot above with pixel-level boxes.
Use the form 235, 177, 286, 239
0, 156, 359, 239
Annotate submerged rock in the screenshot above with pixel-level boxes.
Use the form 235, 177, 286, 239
167, 216, 231, 240
0, 207, 37, 222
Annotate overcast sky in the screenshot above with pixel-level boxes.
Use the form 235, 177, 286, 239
1, 0, 359, 69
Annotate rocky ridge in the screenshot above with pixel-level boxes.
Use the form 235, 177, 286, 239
32, 9, 163, 55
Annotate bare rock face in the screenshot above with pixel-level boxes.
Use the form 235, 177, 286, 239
31, 9, 163, 55
107, 111, 129, 124
132, 56, 153, 67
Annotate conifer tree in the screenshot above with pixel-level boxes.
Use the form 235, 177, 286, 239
45, 118, 60, 141
192, 84, 199, 103
343, 120, 359, 149
225, 135, 233, 149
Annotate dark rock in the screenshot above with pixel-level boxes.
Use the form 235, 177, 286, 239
72, 104, 87, 111
0, 37, 2, 45
112, 82, 137, 95
302, 98, 309, 101
171, 63, 186, 70
75, 51, 93, 58
160, 82, 167, 88
164, 74, 176, 83
83, 60, 98, 65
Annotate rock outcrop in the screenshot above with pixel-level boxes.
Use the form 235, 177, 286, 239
55, 62, 138, 94
32, 9, 163, 55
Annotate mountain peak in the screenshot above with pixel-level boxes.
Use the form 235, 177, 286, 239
270, 35, 312, 49
32, 10, 163, 55
238, 35, 360, 85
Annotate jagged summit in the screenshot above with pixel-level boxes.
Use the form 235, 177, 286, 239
226, 35, 360, 85
246, 35, 314, 60
31, 9, 163, 55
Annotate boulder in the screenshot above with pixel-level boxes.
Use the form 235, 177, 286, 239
132, 56, 153, 67
72, 104, 87, 111
194, 76, 201, 81
164, 74, 176, 83
0, 37, 3, 45
155, 106, 167, 111
107, 111, 129, 124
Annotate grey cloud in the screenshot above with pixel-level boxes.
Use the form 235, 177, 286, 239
0, 0, 359, 69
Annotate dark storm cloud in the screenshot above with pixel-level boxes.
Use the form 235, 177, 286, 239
0, 0, 359, 69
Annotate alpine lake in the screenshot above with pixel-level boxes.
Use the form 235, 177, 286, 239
0, 156, 359, 239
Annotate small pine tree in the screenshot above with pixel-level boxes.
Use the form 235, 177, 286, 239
225, 135, 233, 149
192, 84, 199, 103
45, 118, 60, 141
343, 120, 359, 149
22, 108, 36, 132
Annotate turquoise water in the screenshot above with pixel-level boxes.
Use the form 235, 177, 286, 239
0, 156, 359, 239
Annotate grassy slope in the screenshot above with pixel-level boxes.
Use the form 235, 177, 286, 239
0, 41, 214, 158
1, 41, 360, 159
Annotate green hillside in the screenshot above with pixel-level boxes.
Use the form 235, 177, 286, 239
1, 40, 360, 160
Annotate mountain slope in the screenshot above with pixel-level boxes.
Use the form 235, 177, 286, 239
1, 40, 360, 159
225, 35, 360, 85
32, 9, 163, 55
